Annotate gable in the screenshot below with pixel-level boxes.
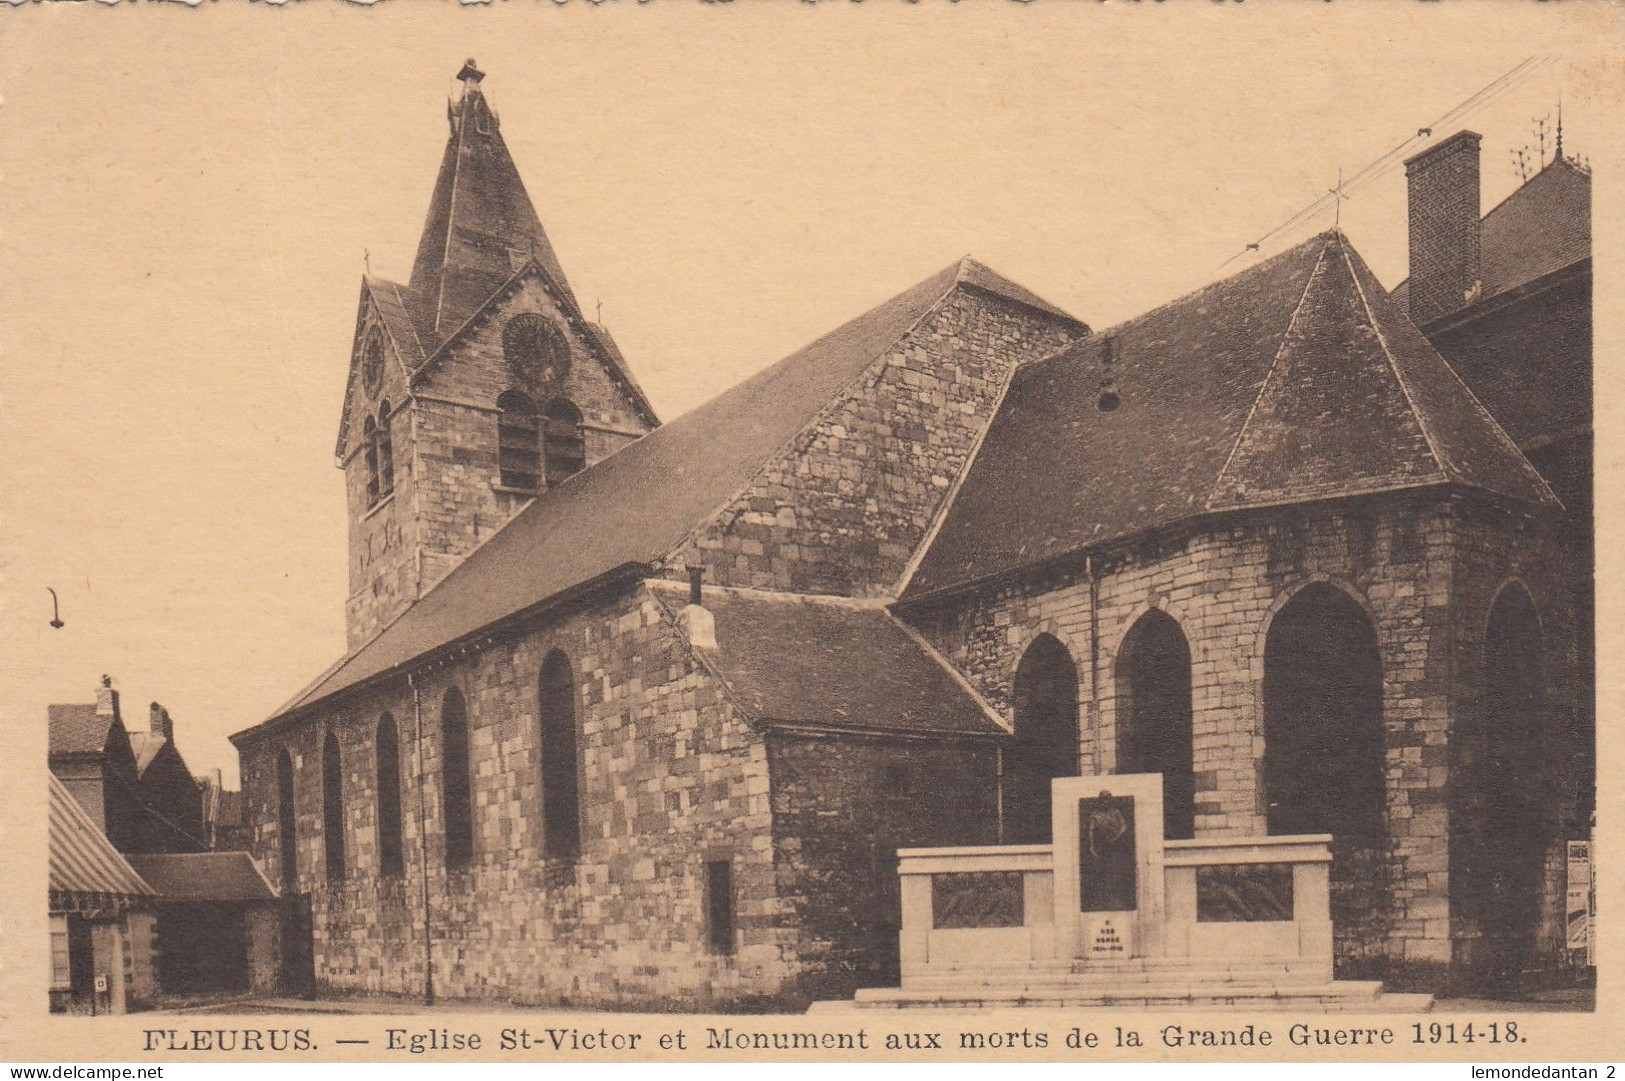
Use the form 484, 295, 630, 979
334, 279, 423, 460
411, 268, 656, 436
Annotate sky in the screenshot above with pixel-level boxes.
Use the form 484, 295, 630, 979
2, 3, 1619, 786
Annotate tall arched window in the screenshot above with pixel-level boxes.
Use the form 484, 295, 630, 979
363, 414, 381, 507
1263, 583, 1385, 971
1005, 634, 1081, 844
497, 390, 541, 492
376, 713, 404, 878
1115, 610, 1195, 840
322, 731, 346, 881
376, 401, 394, 498
543, 399, 586, 488
1453, 583, 1547, 988
540, 651, 582, 861
441, 687, 474, 869
276, 750, 297, 889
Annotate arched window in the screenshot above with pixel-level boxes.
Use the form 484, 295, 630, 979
376, 401, 394, 498
322, 731, 345, 881
539, 651, 582, 861
441, 687, 474, 869
363, 414, 381, 507
502, 313, 569, 383
1263, 583, 1385, 972
1115, 610, 1195, 840
376, 713, 404, 878
276, 750, 297, 889
1453, 584, 1547, 988
497, 390, 541, 492
543, 399, 586, 488
1005, 634, 1081, 844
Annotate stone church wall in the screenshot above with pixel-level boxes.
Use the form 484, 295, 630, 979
239, 583, 800, 1009
670, 290, 1082, 598
902, 491, 1578, 990
765, 730, 1001, 1003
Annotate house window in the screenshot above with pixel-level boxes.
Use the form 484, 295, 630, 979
441, 687, 474, 869
543, 399, 586, 487
376, 401, 394, 498
497, 391, 541, 492
376, 712, 404, 878
363, 415, 381, 507
49, 915, 70, 990
322, 730, 345, 881
706, 859, 736, 955
540, 651, 581, 862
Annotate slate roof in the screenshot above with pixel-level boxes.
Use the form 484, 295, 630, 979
905, 231, 1556, 601
125, 853, 278, 903
251, 257, 1077, 730
48, 704, 114, 757
648, 582, 1005, 737
49, 774, 154, 902
1392, 158, 1591, 315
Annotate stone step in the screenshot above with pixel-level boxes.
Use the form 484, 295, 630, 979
825, 984, 1434, 1013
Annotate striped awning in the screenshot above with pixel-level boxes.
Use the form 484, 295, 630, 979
49, 774, 154, 904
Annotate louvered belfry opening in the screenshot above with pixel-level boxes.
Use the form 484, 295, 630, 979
497, 391, 541, 492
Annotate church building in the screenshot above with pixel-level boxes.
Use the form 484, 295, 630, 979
230, 63, 1592, 1007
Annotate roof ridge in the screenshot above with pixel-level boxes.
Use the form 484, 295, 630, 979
1205, 234, 1337, 509
1340, 239, 1452, 482
1344, 246, 1560, 508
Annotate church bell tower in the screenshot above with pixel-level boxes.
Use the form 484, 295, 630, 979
335, 62, 659, 649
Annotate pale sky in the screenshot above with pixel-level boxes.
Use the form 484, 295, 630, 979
3, 4, 1619, 786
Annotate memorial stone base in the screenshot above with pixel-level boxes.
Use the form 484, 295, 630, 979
819, 775, 1433, 1012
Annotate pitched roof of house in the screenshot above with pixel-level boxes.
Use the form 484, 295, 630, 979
251, 257, 1077, 731
48, 774, 154, 902
649, 581, 1005, 737
129, 733, 167, 775
906, 231, 1556, 601
48, 704, 115, 757
1392, 157, 1591, 314
125, 852, 278, 902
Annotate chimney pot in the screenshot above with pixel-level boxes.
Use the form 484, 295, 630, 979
688, 565, 704, 608
1404, 131, 1482, 325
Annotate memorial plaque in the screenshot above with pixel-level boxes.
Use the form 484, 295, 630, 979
1078, 791, 1137, 911
931, 871, 1024, 929
1196, 863, 1295, 922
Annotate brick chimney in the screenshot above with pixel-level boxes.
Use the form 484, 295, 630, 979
1404, 130, 1483, 326
95, 675, 120, 720
148, 701, 174, 742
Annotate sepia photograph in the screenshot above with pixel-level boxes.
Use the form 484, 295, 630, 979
1, 1, 1617, 1066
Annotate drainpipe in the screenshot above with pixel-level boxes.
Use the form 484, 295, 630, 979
1087, 554, 1101, 772
409, 671, 434, 1006
994, 745, 1005, 845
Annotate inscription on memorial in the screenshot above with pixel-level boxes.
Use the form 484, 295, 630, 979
1196, 863, 1294, 922
930, 871, 1024, 929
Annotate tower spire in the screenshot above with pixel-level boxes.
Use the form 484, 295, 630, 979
407, 62, 579, 343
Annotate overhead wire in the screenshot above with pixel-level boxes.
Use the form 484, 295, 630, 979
1215, 57, 1559, 272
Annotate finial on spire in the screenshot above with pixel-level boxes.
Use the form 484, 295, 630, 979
457, 59, 485, 87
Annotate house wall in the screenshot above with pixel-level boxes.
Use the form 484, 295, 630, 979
669, 290, 1082, 598
902, 491, 1578, 990
239, 584, 798, 1010
765, 731, 1001, 1002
